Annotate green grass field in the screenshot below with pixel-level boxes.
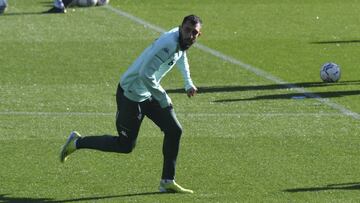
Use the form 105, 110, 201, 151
1, 0, 360, 202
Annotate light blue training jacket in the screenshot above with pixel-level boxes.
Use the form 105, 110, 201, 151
120, 27, 195, 108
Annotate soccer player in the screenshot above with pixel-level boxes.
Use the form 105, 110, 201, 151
45, 0, 106, 13
45, 0, 70, 13
60, 15, 202, 194
0, 0, 8, 14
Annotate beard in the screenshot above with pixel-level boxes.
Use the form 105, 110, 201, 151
179, 38, 195, 51
180, 42, 191, 50
179, 31, 195, 51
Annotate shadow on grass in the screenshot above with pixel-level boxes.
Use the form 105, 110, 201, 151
40, 1, 54, 5
214, 89, 360, 102
311, 40, 360, 44
0, 192, 166, 203
1, 12, 47, 16
2, 2, 62, 16
166, 80, 360, 94
283, 182, 360, 192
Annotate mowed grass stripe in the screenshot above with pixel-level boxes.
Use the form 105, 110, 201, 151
103, 5, 360, 120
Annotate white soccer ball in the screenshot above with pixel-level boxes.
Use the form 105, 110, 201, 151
97, 0, 109, 6
77, 0, 97, 7
320, 62, 341, 82
0, 0, 8, 14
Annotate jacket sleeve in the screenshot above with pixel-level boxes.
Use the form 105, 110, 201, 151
139, 45, 173, 108
176, 51, 195, 91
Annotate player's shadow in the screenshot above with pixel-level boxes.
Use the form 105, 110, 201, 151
166, 80, 360, 94
0, 194, 53, 203
214, 89, 360, 102
0, 192, 166, 203
40, 1, 54, 6
283, 182, 360, 192
3, 11, 71, 16
1, 1, 58, 16
311, 40, 360, 44
1, 12, 46, 16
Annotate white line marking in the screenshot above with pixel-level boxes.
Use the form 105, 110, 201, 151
104, 5, 360, 120
0, 111, 114, 116
105, 6, 165, 33
0, 111, 348, 117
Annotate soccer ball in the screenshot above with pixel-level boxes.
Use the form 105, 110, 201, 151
77, 0, 97, 7
0, 0, 8, 14
97, 0, 109, 6
320, 62, 341, 82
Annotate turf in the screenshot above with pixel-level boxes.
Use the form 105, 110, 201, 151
0, 0, 360, 202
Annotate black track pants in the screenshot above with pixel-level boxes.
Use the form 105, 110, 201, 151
76, 84, 183, 179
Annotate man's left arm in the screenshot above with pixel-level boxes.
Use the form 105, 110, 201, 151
176, 52, 198, 97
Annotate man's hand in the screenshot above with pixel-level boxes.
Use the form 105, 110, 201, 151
186, 86, 198, 98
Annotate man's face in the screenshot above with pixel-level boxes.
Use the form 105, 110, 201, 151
179, 21, 201, 50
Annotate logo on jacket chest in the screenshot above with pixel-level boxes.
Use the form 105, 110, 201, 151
167, 52, 182, 66
168, 59, 175, 66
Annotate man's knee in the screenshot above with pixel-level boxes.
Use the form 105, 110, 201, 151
113, 133, 137, 154
120, 141, 136, 154
165, 124, 182, 138
175, 125, 183, 137
116, 124, 139, 153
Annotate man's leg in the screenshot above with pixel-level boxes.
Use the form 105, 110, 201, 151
45, 0, 73, 13
60, 85, 144, 162
77, 85, 143, 153
143, 101, 193, 193
0, 0, 8, 14
44, 0, 66, 13
143, 103, 182, 180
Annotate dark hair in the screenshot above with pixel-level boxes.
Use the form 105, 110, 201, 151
182, 14, 202, 26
